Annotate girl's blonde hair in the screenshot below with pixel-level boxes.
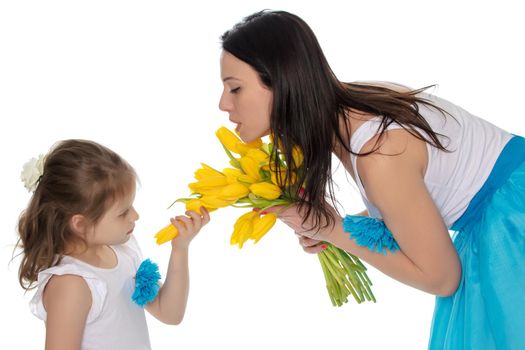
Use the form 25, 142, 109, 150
17, 139, 137, 290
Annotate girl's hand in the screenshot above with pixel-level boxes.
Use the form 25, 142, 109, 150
170, 207, 210, 251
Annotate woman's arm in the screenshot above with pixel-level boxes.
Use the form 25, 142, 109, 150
296, 209, 368, 254
43, 274, 91, 350
283, 130, 461, 296
146, 209, 209, 325
351, 130, 461, 295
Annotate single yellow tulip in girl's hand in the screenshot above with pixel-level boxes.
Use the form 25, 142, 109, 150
154, 126, 375, 307
154, 224, 179, 245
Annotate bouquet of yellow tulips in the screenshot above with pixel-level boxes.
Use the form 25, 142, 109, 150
155, 126, 375, 307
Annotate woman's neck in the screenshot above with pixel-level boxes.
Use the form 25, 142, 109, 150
332, 108, 376, 179
334, 109, 373, 153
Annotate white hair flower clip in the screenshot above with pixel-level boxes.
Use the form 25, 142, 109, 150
21, 154, 46, 192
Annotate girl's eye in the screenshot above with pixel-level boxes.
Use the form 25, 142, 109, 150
120, 210, 129, 217
230, 87, 240, 94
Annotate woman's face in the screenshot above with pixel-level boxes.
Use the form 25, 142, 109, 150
219, 51, 273, 143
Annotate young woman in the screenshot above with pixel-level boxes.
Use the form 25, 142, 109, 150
218, 10, 525, 349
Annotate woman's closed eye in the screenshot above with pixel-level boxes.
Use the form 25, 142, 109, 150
230, 87, 240, 94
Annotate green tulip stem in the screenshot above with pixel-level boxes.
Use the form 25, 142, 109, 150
317, 244, 376, 307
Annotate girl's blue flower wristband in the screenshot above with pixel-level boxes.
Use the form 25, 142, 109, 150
132, 258, 161, 307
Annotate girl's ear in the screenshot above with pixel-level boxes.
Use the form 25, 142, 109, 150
70, 214, 88, 235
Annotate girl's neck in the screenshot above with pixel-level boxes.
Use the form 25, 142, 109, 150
68, 243, 118, 269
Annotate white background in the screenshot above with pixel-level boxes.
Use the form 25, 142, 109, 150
1, 1, 524, 349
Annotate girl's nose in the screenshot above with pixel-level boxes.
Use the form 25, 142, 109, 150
131, 207, 140, 221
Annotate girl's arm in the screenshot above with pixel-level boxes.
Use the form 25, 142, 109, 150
283, 129, 461, 296
42, 274, 91, 350
146, 209, 210, 325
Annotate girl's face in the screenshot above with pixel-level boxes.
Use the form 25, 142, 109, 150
219, 51, 273, 143
88, 188, 139, 246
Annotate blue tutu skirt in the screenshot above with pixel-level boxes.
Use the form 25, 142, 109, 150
343, 136, 525, 349
429, 135, 525, 349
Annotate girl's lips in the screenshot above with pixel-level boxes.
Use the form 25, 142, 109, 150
127, 228, 134, 235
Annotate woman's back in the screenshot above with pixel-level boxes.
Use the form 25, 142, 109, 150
349, 92, 512, 226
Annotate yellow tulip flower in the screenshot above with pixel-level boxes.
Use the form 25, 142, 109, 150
269, 138, 303, 168
246, 138, 263, 148
245, 148, 269, 163
155, 223, 178, 245
236, 138, 263, 154
222, 168, 242, 183
185, 198, 216, 214
216, 126, 242, 154
270, 169, 297, 187
251, 213, 278, 243
230, 211, 258, 248
240, 156, 262, 181
185, 199, 204, 214
194, 163, 223, 180
249, 182, 282, 200
220, 182, 250, 201
237, 174, 258, 184
189, 176, 229, 193
292, 146, 304, 167
229, 158, 242, 169
190, 187, 223, 197
199, 195, 234, 209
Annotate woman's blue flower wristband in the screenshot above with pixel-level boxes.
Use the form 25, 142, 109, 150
343, 215, 399, 255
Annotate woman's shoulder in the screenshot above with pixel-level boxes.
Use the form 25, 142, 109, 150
356, 128, 428, 184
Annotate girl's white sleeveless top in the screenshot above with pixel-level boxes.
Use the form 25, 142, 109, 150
349, 93, 512, 227
29, 235, 151, 350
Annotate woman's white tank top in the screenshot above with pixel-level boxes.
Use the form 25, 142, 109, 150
349, 93, 512, 227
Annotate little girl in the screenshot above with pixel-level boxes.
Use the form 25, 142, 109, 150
17, 139, 209, 350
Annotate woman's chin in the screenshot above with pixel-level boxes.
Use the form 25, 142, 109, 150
240, 130, 270, 143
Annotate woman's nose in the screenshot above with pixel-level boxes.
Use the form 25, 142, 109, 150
219, 91, 232, 112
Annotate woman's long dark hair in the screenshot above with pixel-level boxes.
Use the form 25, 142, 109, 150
221, 10, 449, 231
